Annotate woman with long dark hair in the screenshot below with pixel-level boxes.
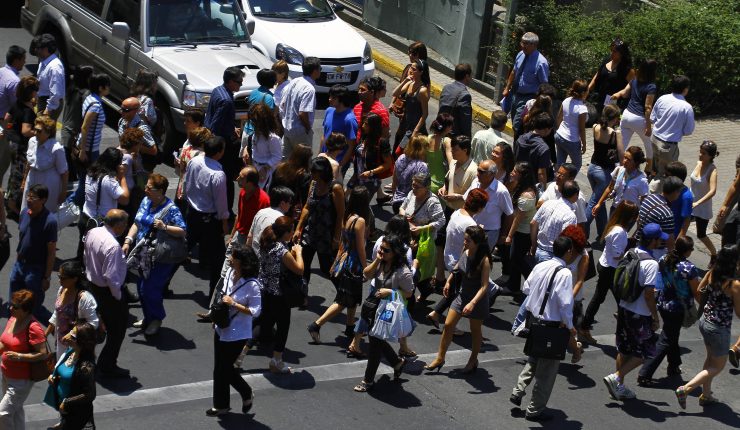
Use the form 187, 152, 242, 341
308, 186, 369, 343
131, 69, 158, 128
353, 234, 412, 392
676, 245, 740, 409
638, 236, 701, 386
425, 225, 491, 373
242, 103, 281, 189
503, 162, 537, 294
258, 216, 303, 374
588, 37, 634, 116
349, 113, 393, 198
592, 146, 649, 218
391, 59, 430, 155
5, 75, 39, 217
45, 322, 97, 430
270, 144, 312, 220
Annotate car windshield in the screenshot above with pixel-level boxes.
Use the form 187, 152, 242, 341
247, 0, 334, 19
149, 0, 249, 46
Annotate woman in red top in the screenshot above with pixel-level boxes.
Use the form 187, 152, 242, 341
0, 289, 49, 430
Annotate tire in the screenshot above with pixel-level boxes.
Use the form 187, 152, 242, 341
155, 96, 184, 168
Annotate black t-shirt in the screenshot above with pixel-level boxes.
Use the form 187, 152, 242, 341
7, 102, 36, 150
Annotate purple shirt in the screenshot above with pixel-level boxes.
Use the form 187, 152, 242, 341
0, 64, 21, 117
183, 155, 229, 219
83, 226, 127, 300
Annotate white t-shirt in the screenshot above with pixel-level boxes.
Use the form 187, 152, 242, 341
599, 225, 628, 268
556, 97, 588, 142
611, 166, 649, 207
248, 207, 283, 255
443, 210, 477, 271
539, 182, 587, 223
619, 248, 659, 316
83, 174, 124, 219
464, 178, 514, 231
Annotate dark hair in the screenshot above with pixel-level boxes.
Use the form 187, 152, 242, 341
256, 69, 277, 88
626, 145, 646, 166
223, 66, 245, 84
131, 69, 158, 97
361, 112, 383, 145
511, 161, 536, 203
408, 42, 427, 60
88, 147, 122, 180
491, 110, 508, 130
454, 63, 472, 81
28, 183, 49, 201
260, 215, 294, 251
59, 260, 86, 289
671, 75, 690, 93
71, 65, 94, 90
601, 200, 638, 241
413, 59, 431, 87
661, 235, 694, 274
346, 185, 370, 222
183, 109, 205, 125
302, 57, 321, 76
464, 225, 490, 277
329, 84, 353, 107
636, 59, 658, 84
561, 180, 580, 199
666, 161, 687, 182
6, 45, 26, 65
11, 289, 35, 313
662, 176, 684, 195
250, 103, 277, 139
560, 163, 579, 180
268, 186, 295, 208
524, 95, 553, 132
463, 188, 489, 213
430, 112, 454, 134
310, 156, 333, 183
231, 243, 260, 278
17, 75, 39, 103
709, 245, 738, 292
36, 33, 57, 53
204, 136, 225, 157
552, 236, 573, 258
610, 37, 633, 75
324, 132, 348, 153
536, 83, 558, 99
382, 234, 409, 272
451, 135, 472, 154
89, 73, 111, 94
274, 144, 312, 187
598, 104, 621, 129
495, 142, 515, 175
560, 225, 587, 253
384, 215, 411, 244
568, 80, 588, 98
74, 323, 97, 363
358, 76, 385, 94
700, 140, 719, 160
531, 112, 554, 130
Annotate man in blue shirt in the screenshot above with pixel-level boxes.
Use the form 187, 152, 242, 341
666, 162, 693, 238
205, 66, 245, 216
33, 34, 65, 120
9, 184, 57, 321
502, 32, 550, 139
321, 84, 357, 176
650, 75, 695, 181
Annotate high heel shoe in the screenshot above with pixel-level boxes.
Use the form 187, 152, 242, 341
461, 360, 478, 375
393, 358, 406, 380
426, 314, 440, 330
242, 393, 255, 413
424, 359, 445, 373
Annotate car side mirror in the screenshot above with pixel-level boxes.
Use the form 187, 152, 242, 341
246, 18, 256, 35
331, 2, 345, 12
111, 22, 130, 40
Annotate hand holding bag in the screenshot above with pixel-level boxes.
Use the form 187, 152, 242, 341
209, 274, 253, 329
150, 201, 188, 265
523, 267, 571, 360
369, 290, 409, 342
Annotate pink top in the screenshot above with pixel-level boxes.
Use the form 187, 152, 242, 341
83, 226, 127, 300
1, 317, 45, 380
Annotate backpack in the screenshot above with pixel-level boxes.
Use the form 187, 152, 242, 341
612, 249, 646, 303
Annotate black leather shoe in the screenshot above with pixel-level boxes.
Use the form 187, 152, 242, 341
509, 394, 522, 407
525, 412, 553, 422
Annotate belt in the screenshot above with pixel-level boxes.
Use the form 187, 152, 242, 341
654, 136, 678, 145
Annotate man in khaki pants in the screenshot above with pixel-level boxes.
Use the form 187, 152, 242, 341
0, 46, 26, 182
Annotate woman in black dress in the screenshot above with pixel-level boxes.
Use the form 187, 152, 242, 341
5, 75, 39, 216
587, 37, 634, 119
425, 225, 491, 374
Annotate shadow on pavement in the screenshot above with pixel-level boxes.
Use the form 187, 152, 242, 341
681, 403, 740, 427
217, 413, 272, 430
262, 368, 316, 390
448, 367, 498, 394
129, 326, 197, 351
95, 375, 143, 395
368, 375, 422, 409
606, 398, 676, 422
560, 363, 597, 390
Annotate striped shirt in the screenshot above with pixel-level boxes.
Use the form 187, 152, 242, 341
635, 193, 674, 241
533, 197, 577, 252
76, 94, 105, 153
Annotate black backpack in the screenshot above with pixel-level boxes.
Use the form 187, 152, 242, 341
613, 249, 645, 303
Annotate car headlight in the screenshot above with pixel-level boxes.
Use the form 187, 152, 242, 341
276, 44, 304, 65
363, 42, 372, 64
183, 90, 211, 109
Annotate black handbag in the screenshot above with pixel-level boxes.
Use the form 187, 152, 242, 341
361, 293, 381, 323
585, 247, 597, 281
0, 226, 10, 272
209, 276, 250, 329
150, 202, 188, 265
523, 266, 571, 360
280, 268, 307, 308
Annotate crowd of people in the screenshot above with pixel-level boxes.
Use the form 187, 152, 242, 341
0, 30, 737, 428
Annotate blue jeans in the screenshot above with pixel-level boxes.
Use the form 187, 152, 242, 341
138, 262, 175, 324
67, 150, 100, 207
586, 163, 611, 240
9, 262, 46, 321
512, 92, 534, 137
554, 133, 582, 172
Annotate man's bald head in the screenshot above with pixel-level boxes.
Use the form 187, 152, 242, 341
104, 209, 129, 228
122, 97, 140, 109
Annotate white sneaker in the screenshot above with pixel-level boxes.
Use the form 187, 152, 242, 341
133, 320, 144, 329
614, 384, 636, 400
603, 373, 618, 399
269, 358, 291, 374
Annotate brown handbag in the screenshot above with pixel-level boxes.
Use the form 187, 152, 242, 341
26, 323, 55, 382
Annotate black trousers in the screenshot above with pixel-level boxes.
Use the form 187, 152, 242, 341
507, 231, 532, 293
91, 285, 129, 371
301, 242, 335, 290
364, 336, 402, 382
581, 263, 618, 330
639, 309, 684, 378
213, 332, 252, 409
186, 208, 226, 297
260, 294, 291, 353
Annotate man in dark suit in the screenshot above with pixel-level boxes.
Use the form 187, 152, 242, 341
439, 63, 473, 138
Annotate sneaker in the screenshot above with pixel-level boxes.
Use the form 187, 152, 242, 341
699, 393, 720, 406
132, 320, 144, 329
675, 386, 687, 409
603, 373, 619, 399
269, 358, 291, 374
614, 384, 636, 400
729, 349, 739, 369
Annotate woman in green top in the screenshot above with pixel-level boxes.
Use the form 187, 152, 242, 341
427, 113, 453, 194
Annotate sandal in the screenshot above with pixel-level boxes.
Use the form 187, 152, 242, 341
699, 393, 720, 406
398, 349, 417, 359
353, 380, 374, 392
426, 314, 440, 330
346, 346, 367, 359
675, 386, 688, 410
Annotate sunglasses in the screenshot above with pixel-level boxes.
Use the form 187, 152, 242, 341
379, 246, 391, 254
121, 107, 137, 113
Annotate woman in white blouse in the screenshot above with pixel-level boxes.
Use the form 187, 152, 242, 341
207, 244, 262, 417
241, 103, 282, 189
20, 116, 68, 213
592, 145, 649, 218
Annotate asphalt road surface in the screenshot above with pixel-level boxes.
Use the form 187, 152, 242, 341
0, 23, 738, 430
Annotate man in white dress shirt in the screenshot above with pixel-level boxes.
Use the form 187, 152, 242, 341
530, 180, 580, 262
650, 75, 695, 180
463, 159, 514, 249
33, 34, 65, 119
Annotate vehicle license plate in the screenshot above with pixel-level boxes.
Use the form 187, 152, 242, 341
326, 72, 351, 83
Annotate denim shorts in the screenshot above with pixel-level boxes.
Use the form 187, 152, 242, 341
698, 316, 731, 357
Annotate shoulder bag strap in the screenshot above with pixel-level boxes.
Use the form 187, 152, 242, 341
94, 176, 104, 218
226, 277, 255, 322
411, 195, 432, 217
537, 266, 564, 317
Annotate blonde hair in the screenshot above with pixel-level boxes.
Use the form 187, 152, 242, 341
404, 134, 429, 161
272, 60, 289, 80
35, 115, 56, 138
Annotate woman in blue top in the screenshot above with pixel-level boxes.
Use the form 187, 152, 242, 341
241, 69, 278, 138
122, 173, 186, 336
637, 236, 700, 386
45, 322, 97, 430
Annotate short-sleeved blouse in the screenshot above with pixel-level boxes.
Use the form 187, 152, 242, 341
83, 174, 124, 219
215, 269, 263, 341
514, 194, 537, 234
259, 241, 289, 296
426, 147, 446, 194
133, 197, 187, 242
611, 166, 649, 207
0, 317, 46, 380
